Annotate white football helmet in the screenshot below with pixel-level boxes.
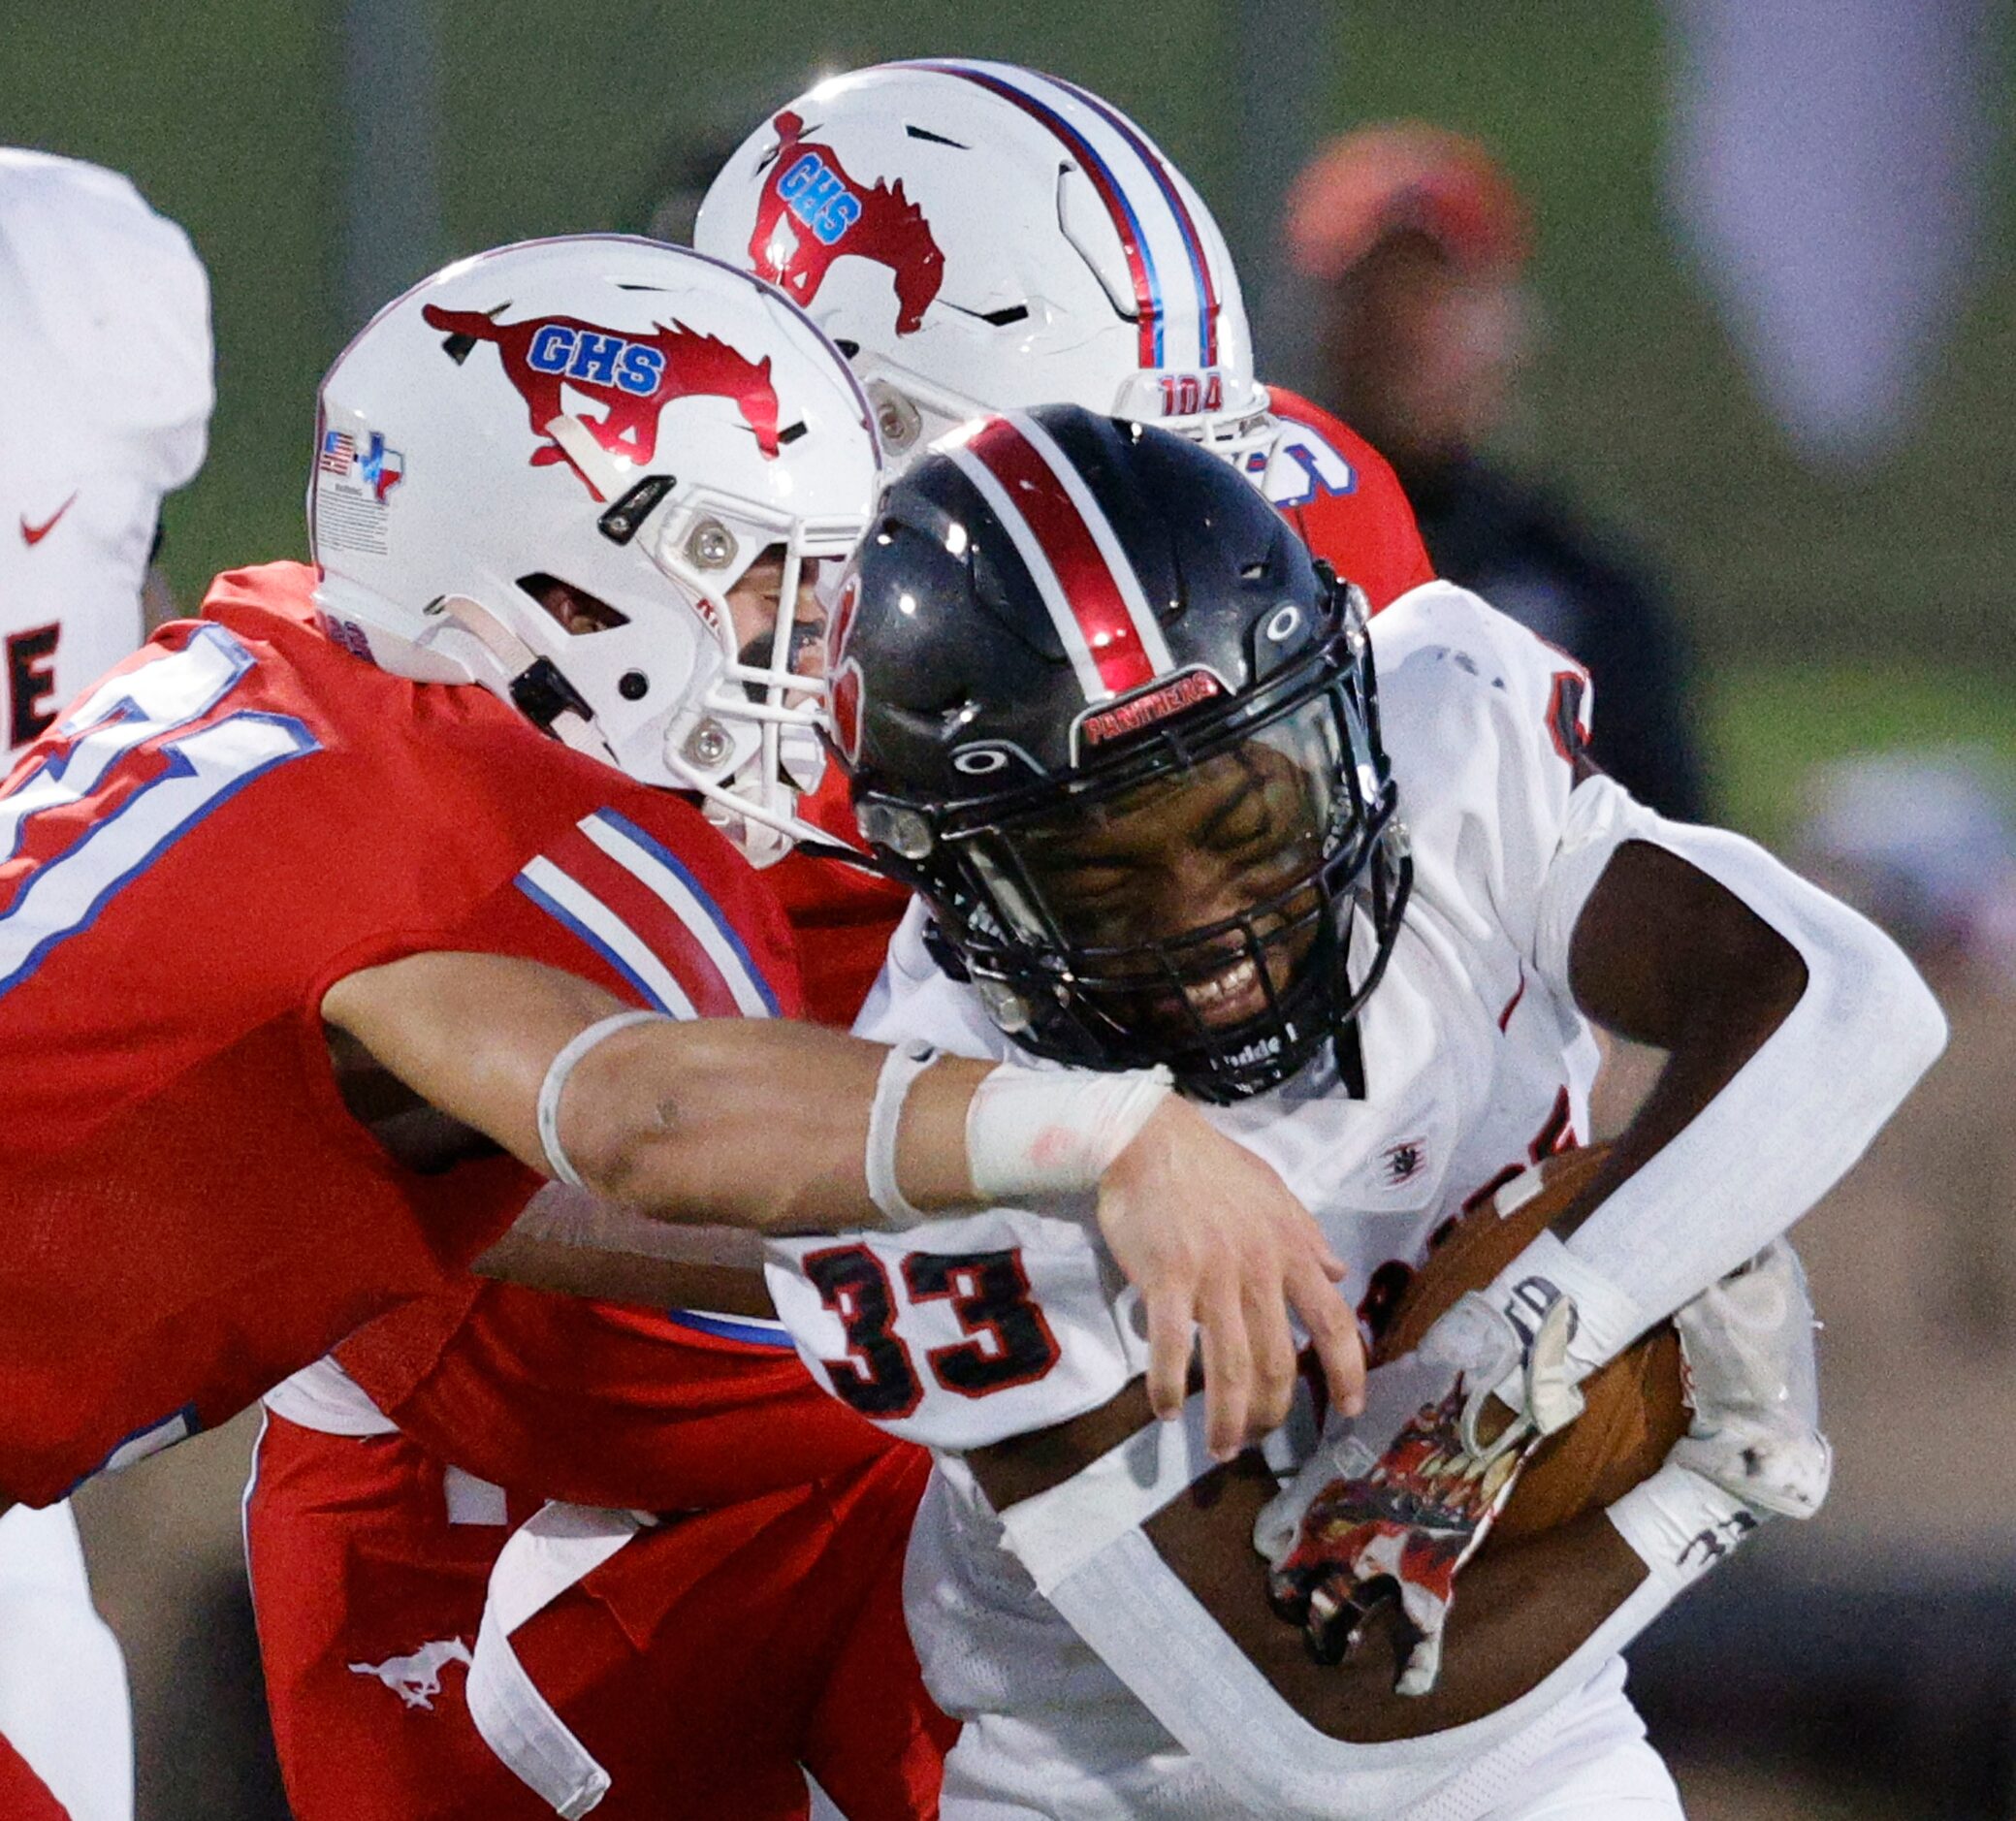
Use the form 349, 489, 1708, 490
692, 61, 1273, 476
311, 235, 878, 858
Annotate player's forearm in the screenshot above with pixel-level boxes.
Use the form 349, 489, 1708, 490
560, 1017, 992, 1230
1256, 1512, 1647, 1741
1528, 818, 1946, 1370
322, 950, 994, 1230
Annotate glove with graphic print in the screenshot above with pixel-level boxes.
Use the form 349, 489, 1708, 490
1262, 1291, 1584, 1691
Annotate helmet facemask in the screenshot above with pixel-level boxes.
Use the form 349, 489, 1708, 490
500, 414, 861, 865
893, 613, 1411, 1102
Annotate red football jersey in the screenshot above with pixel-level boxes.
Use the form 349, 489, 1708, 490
764, 764, 910, 1031
336, 1280, 896, 1512
1259, 386, 1437, 611
0, 560, 799, 1508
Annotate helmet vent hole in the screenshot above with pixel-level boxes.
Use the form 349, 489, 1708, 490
905, 123, 971, 149
519, 573, 629, 635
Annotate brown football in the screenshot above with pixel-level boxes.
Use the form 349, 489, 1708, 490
1375, 1144, 1689, 1541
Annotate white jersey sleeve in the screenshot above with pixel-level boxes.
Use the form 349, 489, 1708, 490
0, 151, 214, 751
766, 896, 1149, 1449
1367, 580, 1629, 1004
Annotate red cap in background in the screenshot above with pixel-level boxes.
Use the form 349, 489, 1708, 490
1285, 123, 1532, 283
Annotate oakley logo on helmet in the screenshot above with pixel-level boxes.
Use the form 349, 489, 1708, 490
750, 112, 944, 335
421, 304, 783, 493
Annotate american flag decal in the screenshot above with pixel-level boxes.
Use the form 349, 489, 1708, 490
318, 431, 357, 476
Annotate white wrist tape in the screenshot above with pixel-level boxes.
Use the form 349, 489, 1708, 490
1607, 1458, 1761, 1596
864, 1038, 943, 1230
1482, 1228, 1647, 1383
535, 1010, 672, 1190
999, 1385, 1216, 1594
966, 1062, 1174, 1204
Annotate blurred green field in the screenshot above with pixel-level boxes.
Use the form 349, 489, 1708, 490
4, 0, 2009, 831
1712, 664, 2016, 845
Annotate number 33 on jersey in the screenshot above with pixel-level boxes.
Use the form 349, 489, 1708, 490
768, 1208, 1146, 1450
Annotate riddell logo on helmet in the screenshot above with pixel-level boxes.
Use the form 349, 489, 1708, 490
750, 112, 944, 335
421, 304, 783, 492
1078, 669, 1222, 749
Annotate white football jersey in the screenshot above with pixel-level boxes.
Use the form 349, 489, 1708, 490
764, 584, 1658, 1817
767, 583, 1612, 1451
0, 150, 212, 751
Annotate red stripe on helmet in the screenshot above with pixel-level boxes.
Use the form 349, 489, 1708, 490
966, 417, 1159, 698
916, 61, 1160, 367
1054, 75, 1222, 367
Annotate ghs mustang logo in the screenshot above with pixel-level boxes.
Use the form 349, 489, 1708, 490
422, 304, 783, 493
348, 1636, 473, 1711
750, 111, 944, 335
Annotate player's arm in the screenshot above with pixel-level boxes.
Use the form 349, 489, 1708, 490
320, 948, 1365, 1454
1492, 759, 1947, 1378
957, 1245, 1822, 1814
967, 1377, 1645, 1739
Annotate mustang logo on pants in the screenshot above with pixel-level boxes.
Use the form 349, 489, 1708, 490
349, 1637, 475, 1711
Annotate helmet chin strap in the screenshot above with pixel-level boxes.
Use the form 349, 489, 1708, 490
435, 594, 613, 765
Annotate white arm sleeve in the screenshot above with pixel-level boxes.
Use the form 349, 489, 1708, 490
1519, 773, 1948, 1358
1002, 1448, 1680, 1821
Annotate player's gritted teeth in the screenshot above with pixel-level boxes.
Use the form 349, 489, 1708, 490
1185, 952, 1264, 1022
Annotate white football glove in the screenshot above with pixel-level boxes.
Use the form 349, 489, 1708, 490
1256, 1286, 1590, 1689
1609, 1239, 1832, 1591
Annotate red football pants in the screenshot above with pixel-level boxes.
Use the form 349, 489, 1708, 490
244, 1414, 954, 1820
0, 1734, 68, 1821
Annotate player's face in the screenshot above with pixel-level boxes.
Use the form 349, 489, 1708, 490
725, 551, 826, 687
1004, 714, 1338, 1039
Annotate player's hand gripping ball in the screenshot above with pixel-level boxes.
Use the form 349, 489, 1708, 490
1264, 1146, 1688, 1688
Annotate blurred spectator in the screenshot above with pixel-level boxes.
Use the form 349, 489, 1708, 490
1796, 750, 2016, 993
1286, 124, 1708, 821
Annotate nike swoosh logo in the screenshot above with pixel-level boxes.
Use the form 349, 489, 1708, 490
20, 494, 79, 547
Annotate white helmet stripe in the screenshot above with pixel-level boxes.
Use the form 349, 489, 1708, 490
943, 437, 1108, 702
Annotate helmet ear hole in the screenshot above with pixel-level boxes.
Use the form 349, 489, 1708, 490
518, 573, 629, 635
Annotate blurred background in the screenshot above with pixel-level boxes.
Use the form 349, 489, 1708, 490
6, 0, 2013, 1814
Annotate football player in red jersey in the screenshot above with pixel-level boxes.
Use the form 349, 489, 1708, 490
0, 234, 1371, 1815
24, 237, 1360, 1821
692, 58, 1439, 1023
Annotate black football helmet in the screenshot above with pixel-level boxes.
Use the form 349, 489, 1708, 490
830, 404, 1411, 1101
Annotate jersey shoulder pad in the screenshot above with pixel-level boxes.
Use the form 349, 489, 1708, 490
1255, 387, 1435, 609
1262, 386, 1386, 470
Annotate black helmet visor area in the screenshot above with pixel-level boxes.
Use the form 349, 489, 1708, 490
929, 635, 1412, 1102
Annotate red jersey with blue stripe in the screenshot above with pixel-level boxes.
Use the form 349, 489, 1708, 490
0, 560, 806, 1508
1257, 387, 1437, 612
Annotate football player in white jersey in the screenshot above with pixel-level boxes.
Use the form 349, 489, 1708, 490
0, 146, 211, 1821
0, 150, 212, 746
760, 406, 1945, 1818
